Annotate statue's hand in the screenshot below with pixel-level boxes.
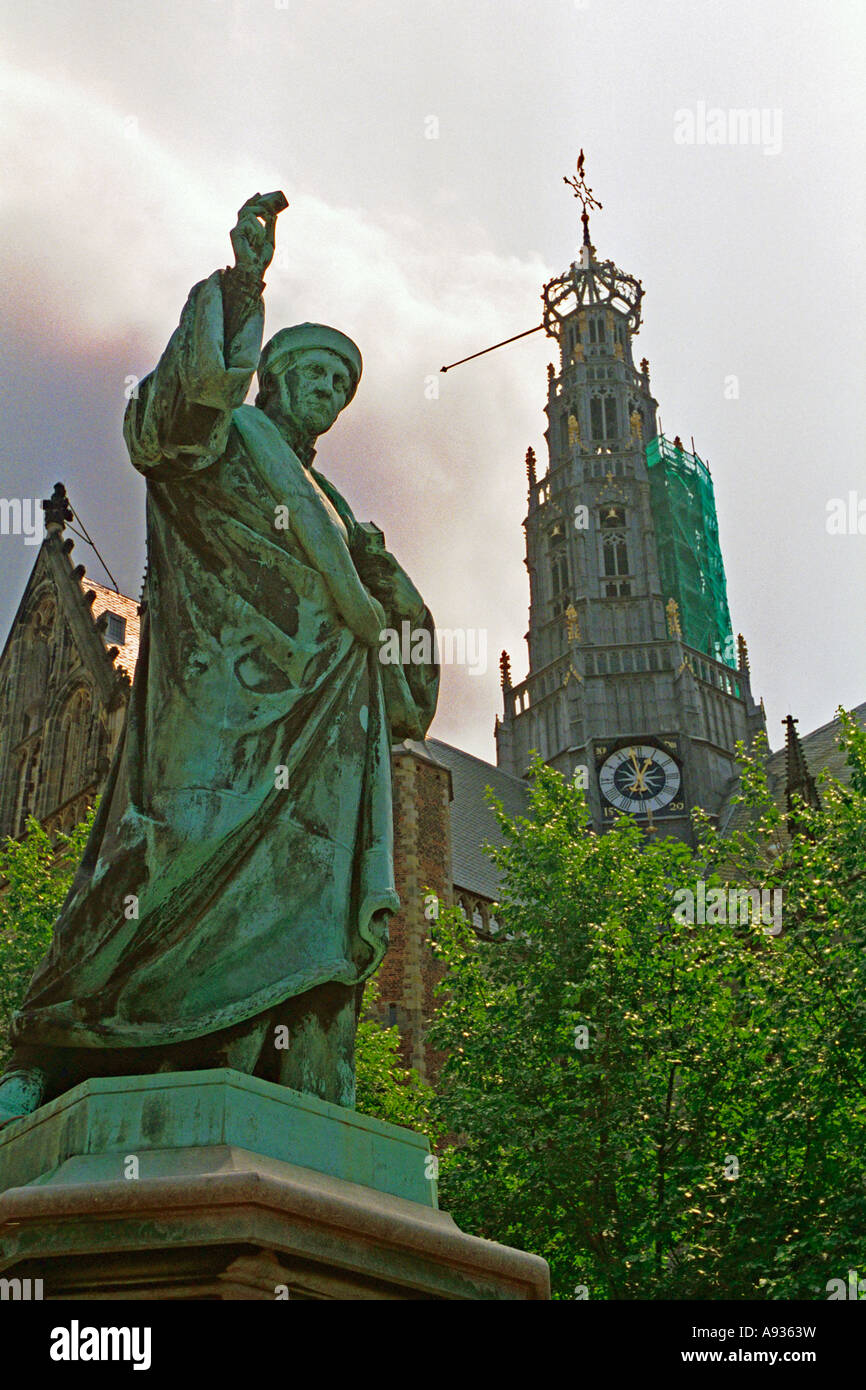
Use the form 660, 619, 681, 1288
230, 193, 283, 278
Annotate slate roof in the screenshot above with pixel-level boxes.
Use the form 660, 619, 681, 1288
718, 700, 866, 838
426, 738, 530, 902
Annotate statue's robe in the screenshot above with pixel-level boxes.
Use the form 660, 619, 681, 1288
10, 271, 438, 1051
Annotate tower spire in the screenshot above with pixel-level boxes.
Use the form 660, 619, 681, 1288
563, 148, 602, 248
782, 715, 821, 819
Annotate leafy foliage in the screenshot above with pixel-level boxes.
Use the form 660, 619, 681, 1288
0, 811, 94, 1071
355, 978, 439, 1141
428, 714, 866, 1300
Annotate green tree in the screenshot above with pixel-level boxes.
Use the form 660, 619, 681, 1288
0, 812, 94, 1071
355, 979, 439, 1140
428, 715, 866, 1300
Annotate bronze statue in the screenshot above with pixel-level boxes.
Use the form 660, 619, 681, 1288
0, 193, 438, 1124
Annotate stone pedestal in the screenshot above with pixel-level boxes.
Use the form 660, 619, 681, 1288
0, 1070, 549, 1300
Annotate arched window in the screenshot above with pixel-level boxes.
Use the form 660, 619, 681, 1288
15, 740, 41, 836
59, 687, 92, 806
599, 506, 632, 597
546, 705, 559, 758
32, 598, 56, 639
590, 390, 618, 441
551, 546, 569, 595
17, 597, 55, 739
13, 754, 29, 836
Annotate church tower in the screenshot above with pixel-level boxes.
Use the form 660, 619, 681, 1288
495, 157, 765, 841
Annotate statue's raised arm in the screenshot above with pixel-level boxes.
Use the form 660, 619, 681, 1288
123, 192, 288, 480
0, 185, 438, 1132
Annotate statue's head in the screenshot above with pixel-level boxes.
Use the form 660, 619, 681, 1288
256, 324, 362, 449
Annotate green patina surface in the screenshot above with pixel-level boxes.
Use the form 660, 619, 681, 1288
1, 192, 438, 1118
0, 1068, 436, 1208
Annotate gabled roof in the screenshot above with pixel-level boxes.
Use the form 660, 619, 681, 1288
426, 738, 530, 902
718, 700, 866, 838
0, 520, 139, 698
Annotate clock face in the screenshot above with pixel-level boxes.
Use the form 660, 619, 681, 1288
598, 743, 682, 815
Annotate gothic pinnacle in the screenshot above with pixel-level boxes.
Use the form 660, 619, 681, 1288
525, 446, 537, 490
500, 650, 512, 692
43, 482, 73, 535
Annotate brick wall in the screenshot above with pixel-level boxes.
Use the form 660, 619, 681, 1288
374, 744, 453, 1079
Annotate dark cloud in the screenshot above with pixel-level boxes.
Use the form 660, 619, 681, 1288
1, 1, 864, 756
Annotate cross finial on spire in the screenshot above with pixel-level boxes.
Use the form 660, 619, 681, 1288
43, 481, 73, 535
563, 148, 602, 247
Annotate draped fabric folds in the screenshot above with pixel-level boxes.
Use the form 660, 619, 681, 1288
10, 271, 438, 1050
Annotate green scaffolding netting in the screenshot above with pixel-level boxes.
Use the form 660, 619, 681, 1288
646, 435, 735, 667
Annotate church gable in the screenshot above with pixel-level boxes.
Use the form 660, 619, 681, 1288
717, 701, 866, 843
0, 486, 138, 839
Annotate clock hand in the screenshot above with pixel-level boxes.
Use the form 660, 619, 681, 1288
626, 750, 644, 790
628, 757, 654, 793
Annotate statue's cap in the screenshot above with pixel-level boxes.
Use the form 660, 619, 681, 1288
259, 323, 363, 399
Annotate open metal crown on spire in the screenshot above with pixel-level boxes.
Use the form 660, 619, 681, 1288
543, 151, 644, 340
440, 150, 641, 373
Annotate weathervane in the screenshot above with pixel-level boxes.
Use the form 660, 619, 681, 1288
439, 148, 601, 374
563, 149, 602, 246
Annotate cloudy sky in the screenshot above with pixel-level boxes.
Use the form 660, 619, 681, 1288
1, 0, 863, 761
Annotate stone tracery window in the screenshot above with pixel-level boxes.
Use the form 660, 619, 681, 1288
548, 522, 570, 617
13, 753, 29, 835
599, 506, 632, 597
30, 597, 56, 641
455, 890, 500, 940
14, 740, 41, 836
58, 686, 93, 807
590, 390, 618, 441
